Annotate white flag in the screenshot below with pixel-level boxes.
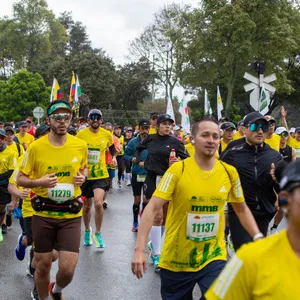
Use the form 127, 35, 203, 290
204, 89, 212, 115
179, 95, 191, 133
259, 87, 270, 115
217, 86, 224, 120
166, 96, 176, 123
74, 75, 82, 105
49, 78, 56, 103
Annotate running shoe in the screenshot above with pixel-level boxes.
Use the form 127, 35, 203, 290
2, 223, 7, 234
94, 232, 105, 248
147, 241, 155, 264
118, 181, 122, 188
132, 221, 138, 232
15, 234, 27, 260
31, 286, 38, 300
126, 179, 131, 186
83, 227, 93, 246
49, 281, 64, 300
0, 227, 3, 242
103, 200, 108, 209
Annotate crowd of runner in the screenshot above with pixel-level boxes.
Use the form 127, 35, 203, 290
0, 99, 299, 299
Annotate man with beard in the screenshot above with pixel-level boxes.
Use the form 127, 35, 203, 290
220, 112, 282, 251
77, 109, 117, 248
17, 99, 88, 300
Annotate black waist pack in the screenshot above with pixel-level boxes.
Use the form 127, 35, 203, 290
31, 194, 84, 214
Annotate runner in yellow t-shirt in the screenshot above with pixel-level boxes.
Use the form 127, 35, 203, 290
149, 112, 158, 135
287, 127, 300, 159
15, 121, 35, 150
17, 99, 88, 300
0, 128, 18, 242
232, 120, 245, 140
5, 126, 24, 157
77, 109, 117, 249
206, 160, 300, 300
264, 115, 280, 151
131, 117, 262, 299
219, 122, 236, 155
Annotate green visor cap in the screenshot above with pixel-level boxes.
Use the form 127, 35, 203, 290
47, 102, 72, 116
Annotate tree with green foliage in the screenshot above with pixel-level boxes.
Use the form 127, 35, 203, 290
48, 50, 117, 108
114, 58, 154, 110
129, 3, 188, 102
0, 69, 50, 122
0, 0, 67, 81
178, 0, 300, 117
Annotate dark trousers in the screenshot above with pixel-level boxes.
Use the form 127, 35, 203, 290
160, 260, 226, 300
229, 209, 274, 251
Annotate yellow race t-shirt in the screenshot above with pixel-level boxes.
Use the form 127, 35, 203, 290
9, 155, 34, 219
19, 134, 88, 219
153, 157, 244, 272
0, 146, 17, 176
287, 138, 300, 159
219, 139, 230, 154
77, 127, 113, 179
264, 134, 280, 152
16, 132, 35, 149
149, 127, 156, 135
114, 135, 124, 156
233, 131, 243, 140
7, 141, 25, 158
205, 230, 300, 300
185, 143, 195, 157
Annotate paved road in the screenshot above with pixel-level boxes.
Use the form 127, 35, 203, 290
0, 181, 286, 300
0, 183, 164, 300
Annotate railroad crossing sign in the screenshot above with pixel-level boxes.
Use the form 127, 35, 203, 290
243, 72, 276, 111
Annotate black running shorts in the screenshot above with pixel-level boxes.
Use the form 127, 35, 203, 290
81, 178, 110, 198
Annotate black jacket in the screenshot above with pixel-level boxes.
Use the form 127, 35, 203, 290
220, 141, 282, 216
136, 134, 189, 176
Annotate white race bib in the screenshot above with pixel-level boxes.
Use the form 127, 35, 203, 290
48, 183, 74, 203
88, 149, 100, 164
137, 175, 146, 183
186, 213, 219, 242
295, 148, 300, 159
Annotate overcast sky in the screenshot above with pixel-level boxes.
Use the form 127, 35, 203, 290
2, 0, 197, 65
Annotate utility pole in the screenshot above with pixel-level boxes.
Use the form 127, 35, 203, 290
250, 61, 266, 104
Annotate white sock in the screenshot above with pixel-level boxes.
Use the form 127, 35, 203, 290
52, 283, 62, 294
150, 226, 161, 255
161, 226, 165, 237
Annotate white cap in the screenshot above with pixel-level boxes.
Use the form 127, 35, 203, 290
275, 126, 288, 135
290, 127, 296, 133
173, 125, 181, 131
